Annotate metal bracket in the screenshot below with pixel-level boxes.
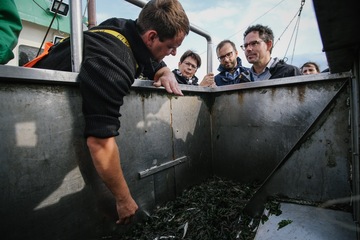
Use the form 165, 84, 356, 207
138, 156, 187, 179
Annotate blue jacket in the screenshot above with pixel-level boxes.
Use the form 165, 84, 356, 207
215, 57, 251, 86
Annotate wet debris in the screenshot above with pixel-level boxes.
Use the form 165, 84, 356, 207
112, 176, 282, 240
277, 219, 293, 230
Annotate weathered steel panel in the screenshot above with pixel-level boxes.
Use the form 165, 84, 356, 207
0, 66, 213, 239
0, 65, 353, 239
0, 83, 102, 239
171, 93, 213, 195
266, 84, 351, 201
212, 75, 350, 204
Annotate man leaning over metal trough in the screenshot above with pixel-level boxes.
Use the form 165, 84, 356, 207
29, 0, 190, 225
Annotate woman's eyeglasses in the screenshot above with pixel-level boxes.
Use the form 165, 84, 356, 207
183, 61, 198, 69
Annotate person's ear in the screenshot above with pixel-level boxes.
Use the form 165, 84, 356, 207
178, 61, 181, 68
143, 30, 158, 47
266, 40, 273, 51
149, 31, 157, 41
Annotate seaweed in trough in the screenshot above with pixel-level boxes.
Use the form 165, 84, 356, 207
106, 176, 282, 240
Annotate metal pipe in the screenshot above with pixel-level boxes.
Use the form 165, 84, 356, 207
124, 0, 213, 73
190, 25, 213, 73
69, 1, 83, 73
88, 0, 97, 29
124, 0, 147, 8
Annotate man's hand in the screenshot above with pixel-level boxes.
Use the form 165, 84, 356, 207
200, 72, 216, 87
153, 67, 183, 96
115, 194, 138, 224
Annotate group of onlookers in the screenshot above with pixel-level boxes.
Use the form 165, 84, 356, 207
173, 25, 325, 87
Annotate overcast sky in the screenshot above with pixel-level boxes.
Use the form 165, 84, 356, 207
83, 0, 327, 79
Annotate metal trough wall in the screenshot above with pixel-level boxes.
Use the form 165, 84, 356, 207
0, 65, 212, 239
212, 73, 351, 203
0, 65, 352, 239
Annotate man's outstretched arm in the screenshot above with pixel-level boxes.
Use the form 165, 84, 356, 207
87, 136, 138, 224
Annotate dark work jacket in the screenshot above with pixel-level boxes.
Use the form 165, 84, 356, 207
172, 69, 199, 85
33, 18, 166, 79
268, 57, 301, 79
33, 18, 166, 138
214, 57, 251, 86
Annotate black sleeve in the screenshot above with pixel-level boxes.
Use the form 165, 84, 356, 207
79, 30, 138, 138
79, 55, 136, 138
138, 58, 167, 80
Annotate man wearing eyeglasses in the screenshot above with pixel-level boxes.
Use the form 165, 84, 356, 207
214, 40, 251, 86
242, 24, 301, 81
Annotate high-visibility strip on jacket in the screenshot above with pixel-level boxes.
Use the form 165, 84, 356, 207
24, 29, 131, 68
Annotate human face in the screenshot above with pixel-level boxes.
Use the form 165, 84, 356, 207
217, 43, 238, 70
178, 56, 198, 78
148, 31, 186, 62
243, 31, 270, 65
302, 65, 318, 74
